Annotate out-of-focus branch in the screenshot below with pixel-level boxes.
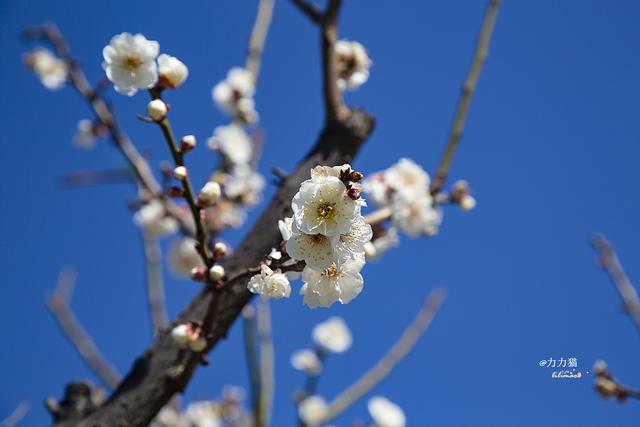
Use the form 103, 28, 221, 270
291, 0, 348, 123
257, 300, 275, 427
142, 231, 168, 334
593, 360, 640, 401
242, 306, 261, 426
246, 0, 276, 80
0, 401, 31, 427
46, 268, 121, 390
430, 0, 502, 195
320, 289, 446, 424
591, 234, 640, 335
23, 23, 193, 235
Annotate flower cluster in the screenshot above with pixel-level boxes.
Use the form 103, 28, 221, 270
151, 386, 252, 427
290, 317, 352, 377
102, 32, 188, 96
212, 67, 258, 124
335, 39, 372, 91
134, 199, 179, 237
23, 47, 68, 90
247, 165, 371, 308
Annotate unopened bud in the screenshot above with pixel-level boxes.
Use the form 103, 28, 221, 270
460, 195, 477, 211
213, 242, 228, 258
180, 135, 196, 153
593, 360, 609, 377
347, 187, 361, 200
189, 336, 207, 352
173, 166, 188, 181
198, 181, 222, 206
147, 99, 168, 120
209, 264, 225, 281
190, 267, 207, 282
348, 171, 364, 182
171, 324, 191, 347
363, 241, 377, 258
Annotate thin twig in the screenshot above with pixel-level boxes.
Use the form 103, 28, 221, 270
363, 206, 393, 226
0, 401, 31, 427
142, 230, 168, 334
320, 289, 446, 423
61, 168, 134, 188
246, 0, 276, 80
46, 268, 121, 389
290, 0, 322, 23
591, 234, 640, 335
430, 0, 502, 195
24, 24, 193, 234
257, 300, 275, 427
242, 306, 261, 426
290, 0, 348, 123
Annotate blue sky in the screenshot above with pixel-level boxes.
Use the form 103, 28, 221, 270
1, 0, 640, 426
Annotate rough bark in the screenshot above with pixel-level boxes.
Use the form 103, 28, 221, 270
53, 109, 375, 427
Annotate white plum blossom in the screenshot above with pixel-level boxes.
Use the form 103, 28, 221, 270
157, 53, 188, 88
335, 40, 372, 91
24, 47, 68, 90
73, 119, 97, 149
367, 396, 406, 427
224, 164, 265, 204
286, 223, 338, 271
151, 407, 190, 427
207, 124, 253, 165
333, 216, 372, 265
384, 157, 429, 195
216, 200, 248, 229
362, 172, 390, 206
298, 396, 328, 427
291, 349, 322, 375
301, 259, 365, 309
279, 217, 294, 241
391, 191, 441, 237
134, 200, 178, 237
102, 32, 159, 96
312, 316, 352, 352
364, 227, 400, 260
247, 264, 291, 300
168, 237, 204, 277
212, 67, 257, 121
292, 172, 361, 237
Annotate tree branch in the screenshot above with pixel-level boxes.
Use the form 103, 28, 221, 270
430, 0, 502, 195
320, 289, 445, 424
256, 300, 275, 427
142, 231, 168, 334
246, 0, 276, 80
0, 401, 31, 427
591, 234, 640, 336
290, 0, 322, 24
46, 268, 121, 390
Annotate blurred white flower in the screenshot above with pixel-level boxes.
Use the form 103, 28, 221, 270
384, 158, 429, 196
168, 237, 204, 277
73, 119, 96, 149
334, 216, 372, 265
151, 407, 190, 427
298, 396, 328, 427
212, 67, 256, 117
158, 53, 188, 88
364, 227, 399, 260
368, 396, 406, 427
362, 172, 390, 206
391, 191, 441, 237
216, 200, 247, 229
292, 174, 360, 237
312, 316, 352, 353
207, 124, 253, 165
335, 40, 371, 91
247, 264, 291, 299
185, 401, 222, 427
102, 32, 159, 96
291, 349, 322, 375
224, 164, 265, 205
24, 47, 68, 90
134, 200, 178, 237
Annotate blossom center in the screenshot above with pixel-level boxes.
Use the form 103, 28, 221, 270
316, 202, 335, 219
123, 54, 142, 70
